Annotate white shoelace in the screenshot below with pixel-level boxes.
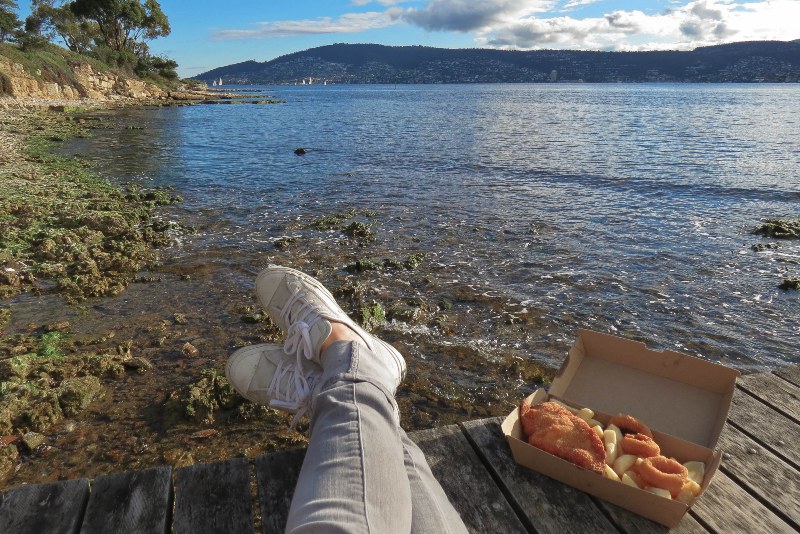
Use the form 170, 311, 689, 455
270, 287, 325, 427
264, 356, 317, 428
281, 289, 323, 364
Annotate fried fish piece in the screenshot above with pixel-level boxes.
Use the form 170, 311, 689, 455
519, 400, 606, 474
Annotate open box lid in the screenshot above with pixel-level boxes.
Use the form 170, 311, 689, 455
548, 330, 741, 448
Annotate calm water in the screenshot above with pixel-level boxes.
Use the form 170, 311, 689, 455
72, 84, 800, 371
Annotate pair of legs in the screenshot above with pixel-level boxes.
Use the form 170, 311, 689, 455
226, 267, 468, 533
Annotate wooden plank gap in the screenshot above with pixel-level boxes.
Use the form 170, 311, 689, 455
686, 509, 716, 534
725, 418, 800, 472
457, 421, 542, 534
718, 464, 800, 533
585, 495, 638, 534
736, 383, 800, 427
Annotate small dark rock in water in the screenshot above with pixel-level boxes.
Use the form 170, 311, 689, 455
779, 278, 800, 290
751, 243, 780, 252
123, 357, 154, 372
240, 312, 264, 324
294, 148, 307, 155
275, 236, 298, 250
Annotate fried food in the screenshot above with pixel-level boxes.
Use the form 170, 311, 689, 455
609, 413, 653, 438
519, 400, 606, 474
621, 433, 660, 457
637, 456, 688, 496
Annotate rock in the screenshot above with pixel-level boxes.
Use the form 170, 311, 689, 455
122, 356, 154, 372
779, 278, 800, 290
274, 236, 297, 250
294, 148, 306, 155
752, 219, 800, 239
21, 431, 46, 451
358, 302, 386, 331
19, 393, 63, 432
182, 342, 199, 357
44, 321, 71, 333
0, 444, 19, 480
190, 429, 218, 439
387, 303, 422, 324
57, 376, 104, 417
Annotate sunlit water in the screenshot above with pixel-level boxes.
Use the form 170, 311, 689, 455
69, 84, 800, 371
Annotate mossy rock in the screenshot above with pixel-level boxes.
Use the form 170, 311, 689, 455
57, 375, 104, 417
17, 392, 63, 432
81, 354, 126, 379
779, 278, 800, 290
387, 303, 423, 324
0, 444, 19, 482
183, 385, 218, 424
169, 368, 242, 424
752, 219, 800, 239
0, 355, 34, 380
358, 302, 386, 331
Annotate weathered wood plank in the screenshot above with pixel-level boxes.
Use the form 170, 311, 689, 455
727, 387, 800, 468
738, 373, 800, 422
690, 470, 793, 534
717, 424, 800, 529
775, 366, 800, 388
0, 478, 89, 534
255, 448, 306, 534
80, 466, 172, 534
173, 458, 253, 534
460, 418, 617, 533
410, 424, 528, 533
592, 497, 709, 533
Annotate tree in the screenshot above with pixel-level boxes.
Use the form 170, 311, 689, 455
69, 0, 169, 56
25, 0, 97, 53
0, 0, 22, 42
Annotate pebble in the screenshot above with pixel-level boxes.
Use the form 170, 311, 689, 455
182, 342, 199, 357
722, 452, 732, 460
747, 447, 759, 455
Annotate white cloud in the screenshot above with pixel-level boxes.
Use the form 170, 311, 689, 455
212, 11, 399, 40
401, 0, 557, 32
562, 0, 605, 10
474, 0, 800, 50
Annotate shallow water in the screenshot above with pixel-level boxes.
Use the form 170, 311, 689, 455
69, 84, 799, 371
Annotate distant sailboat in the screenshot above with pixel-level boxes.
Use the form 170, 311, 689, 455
218, 77, 223, 86
212, 79, 217, 87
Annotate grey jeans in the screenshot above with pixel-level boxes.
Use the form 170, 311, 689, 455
285, 340, 469, 534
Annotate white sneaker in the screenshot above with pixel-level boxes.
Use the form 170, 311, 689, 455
225, 344, 321, 425
256, 265, 406, 390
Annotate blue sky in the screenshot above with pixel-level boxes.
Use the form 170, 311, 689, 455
19, 1, 800, 77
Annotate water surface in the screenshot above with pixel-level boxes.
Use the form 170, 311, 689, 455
72, 84, 800, 370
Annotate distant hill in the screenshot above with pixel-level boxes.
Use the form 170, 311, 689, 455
195, 41, 800, 85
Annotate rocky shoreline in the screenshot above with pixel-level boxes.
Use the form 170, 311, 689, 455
0, 98, 554, 490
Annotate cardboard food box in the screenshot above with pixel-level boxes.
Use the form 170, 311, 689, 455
501, 329, 740, 527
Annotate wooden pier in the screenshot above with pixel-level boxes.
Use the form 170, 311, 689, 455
1, 366, 798, 533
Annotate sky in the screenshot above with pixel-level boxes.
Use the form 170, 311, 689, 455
19, 1, 800, 78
